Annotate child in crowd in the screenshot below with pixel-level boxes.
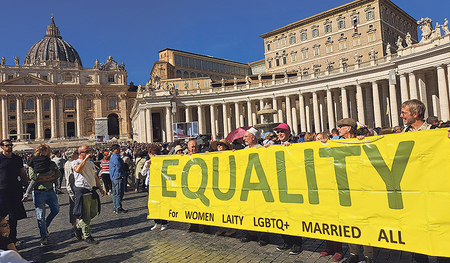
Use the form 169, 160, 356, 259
22, 145, 53, 202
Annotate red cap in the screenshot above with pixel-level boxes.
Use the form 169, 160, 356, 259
273, 123, 291, 132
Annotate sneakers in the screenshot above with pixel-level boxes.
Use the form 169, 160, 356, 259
215, 228, 226, 236
160, 224, 167, 231
332, 253, 343, 261
73, 227, 83, 241
276, 243, 292, 251
150, 224, 160, 231
289, 244, 303, 255
258, 239, 268, 246
364, 256, 374, 263
240, 234, 257, 243
114, 208, 128, 214
343, 254, 359, 263
40, 237, 48, 246
187, 225, 200, 233
84, 236, 99, 245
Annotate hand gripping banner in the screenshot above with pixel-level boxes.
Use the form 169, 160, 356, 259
148, 129, 450, 257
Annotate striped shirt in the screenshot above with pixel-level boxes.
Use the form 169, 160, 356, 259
101, 159, 110, 174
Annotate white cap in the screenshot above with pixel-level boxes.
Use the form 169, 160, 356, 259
246, 127, 260, 139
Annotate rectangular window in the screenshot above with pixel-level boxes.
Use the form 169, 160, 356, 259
204, 80, 209, 87
366, 11, 374, 21
352, 16, 359, 25
44, 115, 50, 119
281, 37, 286, 47
283, 57, 287, 65
289, 35, 296, 44
326, 45, 333, 53
353, 37, 361, 46
276, 59, 280, 67
9, 116, 15, 120
291, 53, 297, 62
301, 32, 307, 41
312, 29, 319, 38
314, 47, 320, 56
267, 43, 271, 51
274, 39, 279, 49
368, 33, 376, 42
268, 61, 272, 68
325, 24, 332, 33
108, 75, 115, 82
64, 75, 72, 82
42, 75, 48, 81
7, 75, 13, 80
302, 50, 308, 59
338, 20, 345, 29
339, 41, 347, 50
175, 83, 180, 89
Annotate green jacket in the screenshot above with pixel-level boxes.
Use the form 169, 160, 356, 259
29, 162, 62, 190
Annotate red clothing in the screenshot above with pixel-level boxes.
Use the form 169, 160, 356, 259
101, 159, 110, 174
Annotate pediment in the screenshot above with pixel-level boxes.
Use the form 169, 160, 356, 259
0, 74, 54, 86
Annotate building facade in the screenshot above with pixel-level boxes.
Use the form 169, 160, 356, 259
131, 0, 450, 143
0, 17, 132, 141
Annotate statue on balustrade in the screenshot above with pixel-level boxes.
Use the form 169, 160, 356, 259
418, 17, 434, 43
405, 32, 413, 47
443, 18, 450, 35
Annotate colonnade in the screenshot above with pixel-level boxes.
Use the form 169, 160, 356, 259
137, 62, 450, 143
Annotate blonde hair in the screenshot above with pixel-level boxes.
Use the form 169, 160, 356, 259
304, 132, 316, 142
315, 132, 328, 141
35, 144, 50, 157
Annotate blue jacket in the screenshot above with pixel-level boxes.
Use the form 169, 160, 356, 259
109, 154, 125, 181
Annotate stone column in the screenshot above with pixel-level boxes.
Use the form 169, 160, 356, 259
333, 89, 342, 121
318, 92, 327, 131
251, 103, 257, 126
313, 92, 321, 132
437, 65, 450, 121
16, 96, 23, 140
234, 102, 240, 129
399, 73, 409, 103
326, 89, 335, 130
50, 95, 57, 139
285, 95, 292, 128
138, 108, 146, 142
239, 104, 245, 127
222, 103, 228, 137
197, 105, 204, 135
291, 105, 298, 135
58, 95, 64, 138
210, 104, 217, 140
93, 93, 102, 118
372, 82, 382, 128
166, 106, 173, 142
36, 95, 43, 140
272, 97, 279, 123
246, 100, 253, 127
408, 72, 418, 99
1, 96, 7, 139
349, 88, 358, 121
341, 87, 349, 118
389, 83, 399, 127
259, 99, 264, 123
277, 99, 284, 123
185, 106, 191, 123
418, 73, 428, 118
298, 93, 306, 133
305, 94, 311, 132
146, 108, 153, 143
76, 95, 83, 138
356, 84, 365, 124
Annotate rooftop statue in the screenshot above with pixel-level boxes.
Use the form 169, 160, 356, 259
418, 17, 434, 43
443, 18, 450, 35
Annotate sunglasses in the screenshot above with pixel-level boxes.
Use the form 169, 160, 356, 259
0, 222, 9, 227
1, 144, 13, 147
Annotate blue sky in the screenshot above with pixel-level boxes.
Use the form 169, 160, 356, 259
0, 0, 448, 85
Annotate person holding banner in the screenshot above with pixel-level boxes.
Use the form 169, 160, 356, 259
336, 118, 374, 263
264, 123, 304, 255
399, 100, 450, 263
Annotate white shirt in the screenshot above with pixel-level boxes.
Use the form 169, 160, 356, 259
72, 158, 97, 190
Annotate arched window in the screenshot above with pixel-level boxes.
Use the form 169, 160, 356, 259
44, 100, 50, 110
110, 99, 116, 109
190, 72, 196, 78
176, 70, 182, 78
197, 73, 202, 78
26, 99, 34, 110
10, 102, 15, 111
183, 71, 189, 78
67, 99, 74, 109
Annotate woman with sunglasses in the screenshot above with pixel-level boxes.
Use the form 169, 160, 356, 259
0, 217, 20, 255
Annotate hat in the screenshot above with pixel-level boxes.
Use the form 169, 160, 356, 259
263, 132, 274, 138
336, 118, 357, 130
246, 127, 260, 139
273, 123, 291, 132
174, 145, 183, 153
211, 139, 232, 151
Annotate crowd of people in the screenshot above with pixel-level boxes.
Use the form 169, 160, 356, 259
0, 99, 449, 262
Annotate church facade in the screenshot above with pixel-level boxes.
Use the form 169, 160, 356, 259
0, 17, 131, 141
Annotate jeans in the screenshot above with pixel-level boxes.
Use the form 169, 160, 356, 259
33, 190, 60, 239
112, 178, 124, 211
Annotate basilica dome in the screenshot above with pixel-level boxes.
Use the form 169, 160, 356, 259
24, 17, 82, 67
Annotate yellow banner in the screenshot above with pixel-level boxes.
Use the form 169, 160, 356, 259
148, 129, 450, 257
